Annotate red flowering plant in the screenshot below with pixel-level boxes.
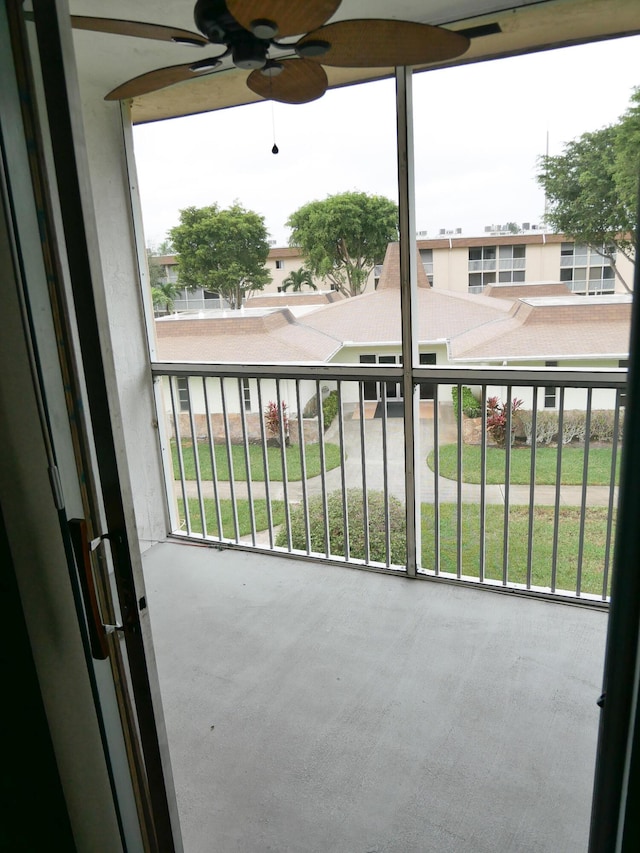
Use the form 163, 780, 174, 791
264, 400, 289, 445
486, 395, 524, 447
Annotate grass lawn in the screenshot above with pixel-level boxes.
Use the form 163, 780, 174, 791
177, 497, 286, 538
172, 439, 341, 482
421, 503, 612, 597
429, 443, 620, 486
175, 494, 613, 597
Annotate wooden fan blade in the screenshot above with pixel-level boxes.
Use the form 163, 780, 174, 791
227, 0, 341, 38
297, 19, 470, 67
247, 58, 328, 104
71, 16, 208, 46
105, 61, 221, 101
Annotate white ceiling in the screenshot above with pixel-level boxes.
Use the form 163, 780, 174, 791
65, 0, 640, 123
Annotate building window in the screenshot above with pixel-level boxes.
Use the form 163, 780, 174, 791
242, 378, 251, 411
176, 377, 190, 412
468, 246, 496, 290
275, 260, 284, 270
497, 244, 526, 282
544, 361, 557, 408
559, 242, 615, 294
420, 248, 434, 286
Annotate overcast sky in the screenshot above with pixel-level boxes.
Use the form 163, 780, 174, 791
133, 34, 640, 249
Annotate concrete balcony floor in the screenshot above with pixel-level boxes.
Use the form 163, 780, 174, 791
143, 541, 607, 852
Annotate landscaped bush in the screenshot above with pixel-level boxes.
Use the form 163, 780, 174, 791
562, 410, 588, 444
322, 390, 339, 430
590, 409, 625, 442
517, 408, 624, 446
301, 389, 338, 431
486, 395, 523, 447
276, 488, 406, 564
264, 400, 289, 444
452, 385, 482, 419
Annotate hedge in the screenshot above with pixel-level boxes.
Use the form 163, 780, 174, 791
276, 488, 406, 564
452, 385, 482, 420
518, 408, 624, 446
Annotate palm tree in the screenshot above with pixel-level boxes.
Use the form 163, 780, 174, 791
151, 280, 181, 315
281, 267, 317, 292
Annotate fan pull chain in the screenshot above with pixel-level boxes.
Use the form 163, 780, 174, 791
270, 81, 279, 154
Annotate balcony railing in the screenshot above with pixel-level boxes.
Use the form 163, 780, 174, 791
468, 259, 497, 271
151, 363, 625, 605
498, 257, 526, 270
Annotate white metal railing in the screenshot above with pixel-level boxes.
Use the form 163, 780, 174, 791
151, 362, 626, 605
468, 259, 497, 272
560, 255, 588, 267
499, 257, 526, 270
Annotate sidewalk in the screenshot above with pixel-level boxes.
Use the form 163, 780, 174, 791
174, 403, 617, 509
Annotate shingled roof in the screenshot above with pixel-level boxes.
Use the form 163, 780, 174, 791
154, 244, 631, 365
449, 296, 632, 361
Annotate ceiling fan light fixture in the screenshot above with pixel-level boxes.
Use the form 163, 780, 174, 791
233, 41, 268, 70
295, 39, 330, 59
251, 19, 279, 40
261, 60, 284, 77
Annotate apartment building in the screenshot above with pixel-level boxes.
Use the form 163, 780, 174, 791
154, 228, 634, 310
418, 229, 634, 295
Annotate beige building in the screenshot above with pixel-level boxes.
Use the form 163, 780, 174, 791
155, 230, 634, 309
418, 231, 635, 295
156, 242, 631, 419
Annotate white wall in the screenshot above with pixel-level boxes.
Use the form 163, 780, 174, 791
77, 88, 169, 550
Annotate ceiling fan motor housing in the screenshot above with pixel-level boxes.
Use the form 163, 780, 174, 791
194, 0, 237, 44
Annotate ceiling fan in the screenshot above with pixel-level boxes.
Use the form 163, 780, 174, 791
71, 0, 479, 105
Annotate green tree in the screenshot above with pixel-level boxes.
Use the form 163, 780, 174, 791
169, 203, 271, 309
286, 191, 398, 298
613, 86, 640, 228
146, 248, 165, 289
537, 100, 638, 291
281, 267, 317, 292
151, 280, 181, 315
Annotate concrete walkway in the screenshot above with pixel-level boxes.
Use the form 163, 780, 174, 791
175, 403, 617, 508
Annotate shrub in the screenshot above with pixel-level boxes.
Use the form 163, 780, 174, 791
590, 409, 625, 442
518, 410, 564, 446
276, 488, 407, 565
486, 395, 523, 447
562, 410, 587, 444
514, 408, 624, 446
322, 390, 339, 430
535, 410, 560, 445
264, 400, 289, 443
301, 389, 338, 430
452, 385, 482, 419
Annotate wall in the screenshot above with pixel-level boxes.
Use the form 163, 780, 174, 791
77, 87, 169, 551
